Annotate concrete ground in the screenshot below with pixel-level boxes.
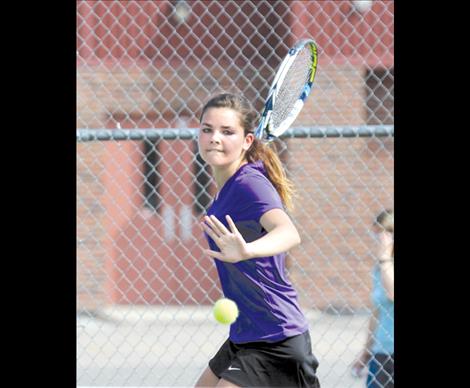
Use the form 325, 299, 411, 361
77, 306, 370, 387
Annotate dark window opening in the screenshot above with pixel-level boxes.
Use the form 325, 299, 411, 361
365, 68, 394, 125
143, 139, 161, 211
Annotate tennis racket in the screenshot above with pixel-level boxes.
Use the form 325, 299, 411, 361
254, 39, 318, 142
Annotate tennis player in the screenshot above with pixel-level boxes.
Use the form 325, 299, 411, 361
194, 93, 320, 387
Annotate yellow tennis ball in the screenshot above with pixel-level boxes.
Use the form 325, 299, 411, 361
213, 298, 239, 325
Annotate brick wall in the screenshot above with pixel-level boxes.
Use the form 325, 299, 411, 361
77, 141, 107, 311
287, 137, 393, 311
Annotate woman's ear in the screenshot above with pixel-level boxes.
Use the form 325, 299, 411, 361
243, 133, 255, 151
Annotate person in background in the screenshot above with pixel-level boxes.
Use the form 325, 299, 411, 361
351, 209, 394, 388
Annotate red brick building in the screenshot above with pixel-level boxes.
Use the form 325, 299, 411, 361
77, 1, 393, 312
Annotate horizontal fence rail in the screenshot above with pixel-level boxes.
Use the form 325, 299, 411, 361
77, 125, 394, 142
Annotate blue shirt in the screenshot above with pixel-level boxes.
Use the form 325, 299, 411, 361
206, 161, 309, 344
371, 264, 394, 354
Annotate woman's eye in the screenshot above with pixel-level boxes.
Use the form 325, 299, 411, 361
200, 128, 233, 135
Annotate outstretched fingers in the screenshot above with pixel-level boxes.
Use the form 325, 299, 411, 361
208, 215, 229, 235
225, 215, 240, 236
201, 221, 220, 242
202, 215, 232, 238
204, 249, 224, 260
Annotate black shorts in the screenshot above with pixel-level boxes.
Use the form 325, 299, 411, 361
209, 331, 320, 387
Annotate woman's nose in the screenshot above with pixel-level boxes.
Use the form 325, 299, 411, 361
210, 131, 221, 143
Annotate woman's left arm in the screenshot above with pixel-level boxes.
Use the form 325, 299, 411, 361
201, 208, 301, 263
247, 208, 301, 258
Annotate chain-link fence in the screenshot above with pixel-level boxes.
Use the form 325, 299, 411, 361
77, 1, 394, 387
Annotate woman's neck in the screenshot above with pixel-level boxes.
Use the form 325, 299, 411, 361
213, 159, 248, 190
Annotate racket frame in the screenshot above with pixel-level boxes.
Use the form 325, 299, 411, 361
255, 39, 318, 142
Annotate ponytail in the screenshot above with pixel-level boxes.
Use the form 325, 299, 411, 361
246, 139, 295, 211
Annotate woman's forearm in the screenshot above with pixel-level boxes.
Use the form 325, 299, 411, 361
246, 224, 301, 259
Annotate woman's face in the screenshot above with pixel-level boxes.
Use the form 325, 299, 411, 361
198, 107, 254, 169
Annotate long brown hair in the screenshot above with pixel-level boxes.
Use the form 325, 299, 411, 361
199, 93, 295, 210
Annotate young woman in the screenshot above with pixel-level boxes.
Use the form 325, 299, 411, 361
194, 93, 320, 388
351, 210, 394, 388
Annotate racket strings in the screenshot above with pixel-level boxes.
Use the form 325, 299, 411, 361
272, 48, 312, 131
